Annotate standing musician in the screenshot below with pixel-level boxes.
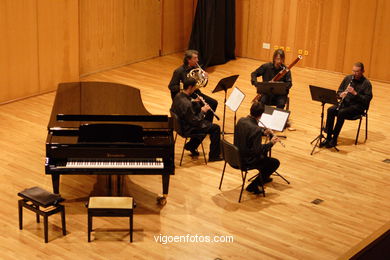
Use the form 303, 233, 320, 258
321, 62, 373, 148
234, 102, 280, 194
171, 77, 222, 162
250, 49, 292, 109
168, 50, 218, 123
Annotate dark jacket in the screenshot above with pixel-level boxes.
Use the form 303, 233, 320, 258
234, 116, 274, 167
338, 75, 373, 111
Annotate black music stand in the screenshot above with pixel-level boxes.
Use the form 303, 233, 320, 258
255, 82, 290, 96
212, 75, 239, 135
309, 85, 339, 155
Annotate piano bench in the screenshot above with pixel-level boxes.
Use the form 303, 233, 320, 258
17, 186, 66, 243
87, 196, 134, 242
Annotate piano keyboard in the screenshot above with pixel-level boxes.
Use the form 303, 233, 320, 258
62, 158, 164, 169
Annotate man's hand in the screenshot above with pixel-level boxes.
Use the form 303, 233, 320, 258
346, 85, 357, 95
270, 136, 280, 145
264, 128, 274, 136
201, 104, 210, 113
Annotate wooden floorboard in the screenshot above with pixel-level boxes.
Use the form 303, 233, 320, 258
0, 53, 389, 259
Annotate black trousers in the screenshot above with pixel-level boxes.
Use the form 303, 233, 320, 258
186, 124, 221, 159
260, 94, 287, 109
251, 157, 280, 184
325, 104, 364, 142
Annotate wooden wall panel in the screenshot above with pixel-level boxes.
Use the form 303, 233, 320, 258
368, 0, 390, 81
235, 0, 249, 57
161, 0, 194, 55
342, 0, 377, 76
0, 0, 39, 103
79, 0, 162, 76
37, 0, 79, 92
316, 0, 349, 72
238, 0, 390, 82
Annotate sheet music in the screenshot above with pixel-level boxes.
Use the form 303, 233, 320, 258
259, 107, 290, 132
225, 87, 245, 112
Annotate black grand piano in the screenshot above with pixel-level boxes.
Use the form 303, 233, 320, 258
45, 82, 174, 204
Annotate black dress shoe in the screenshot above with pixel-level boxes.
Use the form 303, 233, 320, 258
246, 182, 264, 194
319, 139, 330, 148
184, 144, 199, 156
208, 156, 223, 162
325, 139, 337, 148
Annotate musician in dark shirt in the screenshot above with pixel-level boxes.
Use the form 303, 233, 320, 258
250, 49, 292, 109
321, 62, 373, 148
171, 77, 222, 162
168, 50, 218, 123
234, 102, 280, 194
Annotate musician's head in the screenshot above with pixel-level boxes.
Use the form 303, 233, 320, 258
182, 77, 197, 94
184, 50, 199, 67
352, 62, 365, 80
273, 49, 285, 68
250, 102, 265, 119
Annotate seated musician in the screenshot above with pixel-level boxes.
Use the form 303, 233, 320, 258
168, 49, 218, 123
171, 77, 222, 162
234, 102, 280, 194
250, 49, 292, 109
320, 62, 372, 148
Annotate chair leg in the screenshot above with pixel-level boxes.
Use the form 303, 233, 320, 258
355, 117, 362, 145
174, 132, 177, 144
200, 142, 207, 165
61, 206, 66, 236
36, 206, 40, 223
239, 171, 248, 203
219, 162, 227, 189
365, 114, 368, 142
18, 200, 23, 230
88, 214, 92, 242
44, 215, 48, 243
179, 138, 187, 166
129, 213, 133, 243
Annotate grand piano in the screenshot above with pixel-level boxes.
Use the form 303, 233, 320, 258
45, 82, 174, 204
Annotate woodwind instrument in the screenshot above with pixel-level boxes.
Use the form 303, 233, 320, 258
194, 93, 220, 121
336, 76, 354, 110
258, 120, 285, 147
252, 55, 303, 103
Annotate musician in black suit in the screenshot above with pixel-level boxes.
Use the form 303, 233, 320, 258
234, 102, 280, 194
171, 77, 222, 162
168, 49, 218, 123
321, 62, 373, 148
250, 49, 292, 109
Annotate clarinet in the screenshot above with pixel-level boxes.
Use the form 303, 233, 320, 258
258, 120, 285, 147
337, 76, 354, 110
194, 94, 220, 121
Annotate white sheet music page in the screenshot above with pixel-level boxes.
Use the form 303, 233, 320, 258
259, 107, 289, 131
226, 87, 245, 112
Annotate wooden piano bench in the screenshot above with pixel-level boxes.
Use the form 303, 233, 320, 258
87, 196, 134, 242
17, 186, 66, 243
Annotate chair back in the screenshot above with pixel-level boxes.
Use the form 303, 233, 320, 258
170, 109, 183, 136
221, 139, 242, 170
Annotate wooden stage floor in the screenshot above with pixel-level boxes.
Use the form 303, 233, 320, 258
0, 53, 389, 259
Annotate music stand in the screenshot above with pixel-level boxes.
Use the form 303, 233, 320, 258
255, 82, 290, 96
212, 75, 239, 134
309, 85, 339, 155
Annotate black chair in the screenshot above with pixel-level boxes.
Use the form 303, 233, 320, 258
219, 139, 265, 202
346, 108, 368, 145
170, 110, 207, 166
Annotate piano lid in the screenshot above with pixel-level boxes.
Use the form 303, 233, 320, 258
48, 82, 169, 130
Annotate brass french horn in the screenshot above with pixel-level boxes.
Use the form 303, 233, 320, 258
187, 63, 208, 89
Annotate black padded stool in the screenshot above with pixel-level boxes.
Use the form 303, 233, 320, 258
88, 196, 134, 242
18, 186, 66, 243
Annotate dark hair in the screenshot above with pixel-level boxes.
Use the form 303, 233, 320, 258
183, 50, 199, 65
183, 77, 197, 90
354, 62, 365, 72
250, 102, 265, 118
273, 49, 285, 62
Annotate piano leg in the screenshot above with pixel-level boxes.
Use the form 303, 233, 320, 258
157, 175, 170, 206
52, 174, 60, 194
